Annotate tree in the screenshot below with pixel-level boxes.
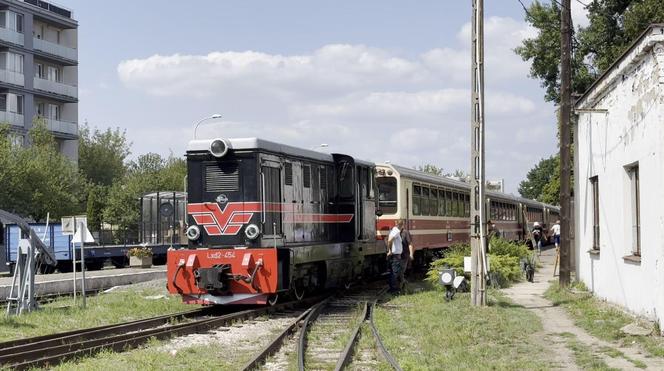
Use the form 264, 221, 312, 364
516, 1, 664, 204
518, 155, 559, 204
78, 124, 131, 186
103, 153, 186, 230
516, 0, 664, 103
0, 120, 86, 221
416, 164, 443, 176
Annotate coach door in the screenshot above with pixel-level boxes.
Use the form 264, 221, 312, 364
260, 156, 282, 245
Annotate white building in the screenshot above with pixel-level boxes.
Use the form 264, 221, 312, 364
575, 24, 664, 330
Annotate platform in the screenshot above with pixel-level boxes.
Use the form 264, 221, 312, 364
0, 266, 166, 299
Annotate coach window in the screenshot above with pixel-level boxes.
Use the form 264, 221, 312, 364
303, 165, 311, 188
412, 185, 421, 215
464, 194, 470, 217
430, 189, 438, 216
367, 168, 375, 199
438, 189, 446, 216
422, 187, 430, 216
377, 176, 398, 215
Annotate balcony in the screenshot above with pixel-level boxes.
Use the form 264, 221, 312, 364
34, 77, 77, 99
0, 27, 24, 46
0, 111, 24, 127
33, 37, 77, 61
45, 117, 77, 135
0, 69, 24, 86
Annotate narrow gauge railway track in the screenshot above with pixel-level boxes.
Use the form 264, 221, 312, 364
0, 297, 322, 370
243, 287, 402, 371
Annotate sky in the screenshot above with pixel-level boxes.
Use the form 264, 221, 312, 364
63, 0, 589, 194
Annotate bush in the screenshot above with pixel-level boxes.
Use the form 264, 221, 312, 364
426, 238, 532, 289
488, 237, 530, 260
488, 255, 522, 288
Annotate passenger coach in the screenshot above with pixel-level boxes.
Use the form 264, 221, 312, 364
376, 164, 559, 264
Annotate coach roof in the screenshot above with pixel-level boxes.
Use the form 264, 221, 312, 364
386, 164, 559, 211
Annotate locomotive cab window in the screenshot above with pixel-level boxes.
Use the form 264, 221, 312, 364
377, 177, 398, 215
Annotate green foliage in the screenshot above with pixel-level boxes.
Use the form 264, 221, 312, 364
426, 243, 470, 285
427, 238, 532, 289
518, 155, 558, 203
86, 184, 107, 232
417, 164, 443, 176
487, 255, 523, 288
516, 0, 664, 103
78, 124, 131, 186
0, 120, 85, 221
488, 236, 530, 259
103, 153, 186, 230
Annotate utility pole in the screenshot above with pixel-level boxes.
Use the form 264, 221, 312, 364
470, 0, 487, 306
559, 0, 572, 287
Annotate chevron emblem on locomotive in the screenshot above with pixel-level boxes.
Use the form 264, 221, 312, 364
188, 202, 262, 236
188, 202, 355, 236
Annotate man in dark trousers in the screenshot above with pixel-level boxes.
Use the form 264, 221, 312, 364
386, 219, 403, 293
400, 223, 414, 290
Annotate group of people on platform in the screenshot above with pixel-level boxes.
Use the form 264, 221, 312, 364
384, 218, 562, 293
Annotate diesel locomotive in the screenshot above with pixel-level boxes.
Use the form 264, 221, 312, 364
167, 137, 559, 305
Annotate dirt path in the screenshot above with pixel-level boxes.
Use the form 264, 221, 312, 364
502, 247, 664, 370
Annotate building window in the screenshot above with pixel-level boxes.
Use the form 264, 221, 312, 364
47, 66, 61, 82
35, 63, 44, 79
0, 11, 23, 33
590, 176, 599, 251
626, 165, 640, 256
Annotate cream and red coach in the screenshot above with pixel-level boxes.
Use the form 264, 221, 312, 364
167, 138, 382, 305
375, 164, 559, 264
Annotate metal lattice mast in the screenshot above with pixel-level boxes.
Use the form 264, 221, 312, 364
470, 0, 487, 306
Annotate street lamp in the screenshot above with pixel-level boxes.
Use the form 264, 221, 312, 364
193, 114, 223, 139
310, 143, 329, 151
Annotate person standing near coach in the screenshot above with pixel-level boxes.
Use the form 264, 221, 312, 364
551, 220, 561, 250
386, 219, 403, 293
400, 222, 414, 290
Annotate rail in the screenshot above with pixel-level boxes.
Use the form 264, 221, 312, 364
0, 298, 318, 370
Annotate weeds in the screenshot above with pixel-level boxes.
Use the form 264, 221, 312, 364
545, 282, 664, 359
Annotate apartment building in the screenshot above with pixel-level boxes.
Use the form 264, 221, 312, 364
0, 0, 77, 161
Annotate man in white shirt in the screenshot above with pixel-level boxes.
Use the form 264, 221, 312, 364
386, 220, 404, 293
550, 220, 561, 249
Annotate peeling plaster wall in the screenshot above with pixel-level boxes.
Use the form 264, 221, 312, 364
575, 41, 664, 327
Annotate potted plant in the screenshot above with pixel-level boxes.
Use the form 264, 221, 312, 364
128, 246, 153, 268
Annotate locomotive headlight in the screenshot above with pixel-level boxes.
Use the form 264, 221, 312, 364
244, 224, 260, 240
209, 138, 230, 158
186, 225, 201, 241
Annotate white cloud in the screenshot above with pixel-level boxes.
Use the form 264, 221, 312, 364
116, 16, 556, 193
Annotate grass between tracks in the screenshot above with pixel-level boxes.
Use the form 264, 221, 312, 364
545, 281, 664, 358
0, 282, 196, 341
372, 283, 553, 370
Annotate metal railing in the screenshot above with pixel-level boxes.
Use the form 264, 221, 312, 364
0, 27, 24, 46
0, 111, 24, 127
33, 37, 77, 61
21, 0, 73, 18
0, 69, 24, 86
33, 77, 77, 99
45, 117, 77, 135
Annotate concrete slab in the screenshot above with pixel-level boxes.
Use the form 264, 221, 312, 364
0, 266, 167, 299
